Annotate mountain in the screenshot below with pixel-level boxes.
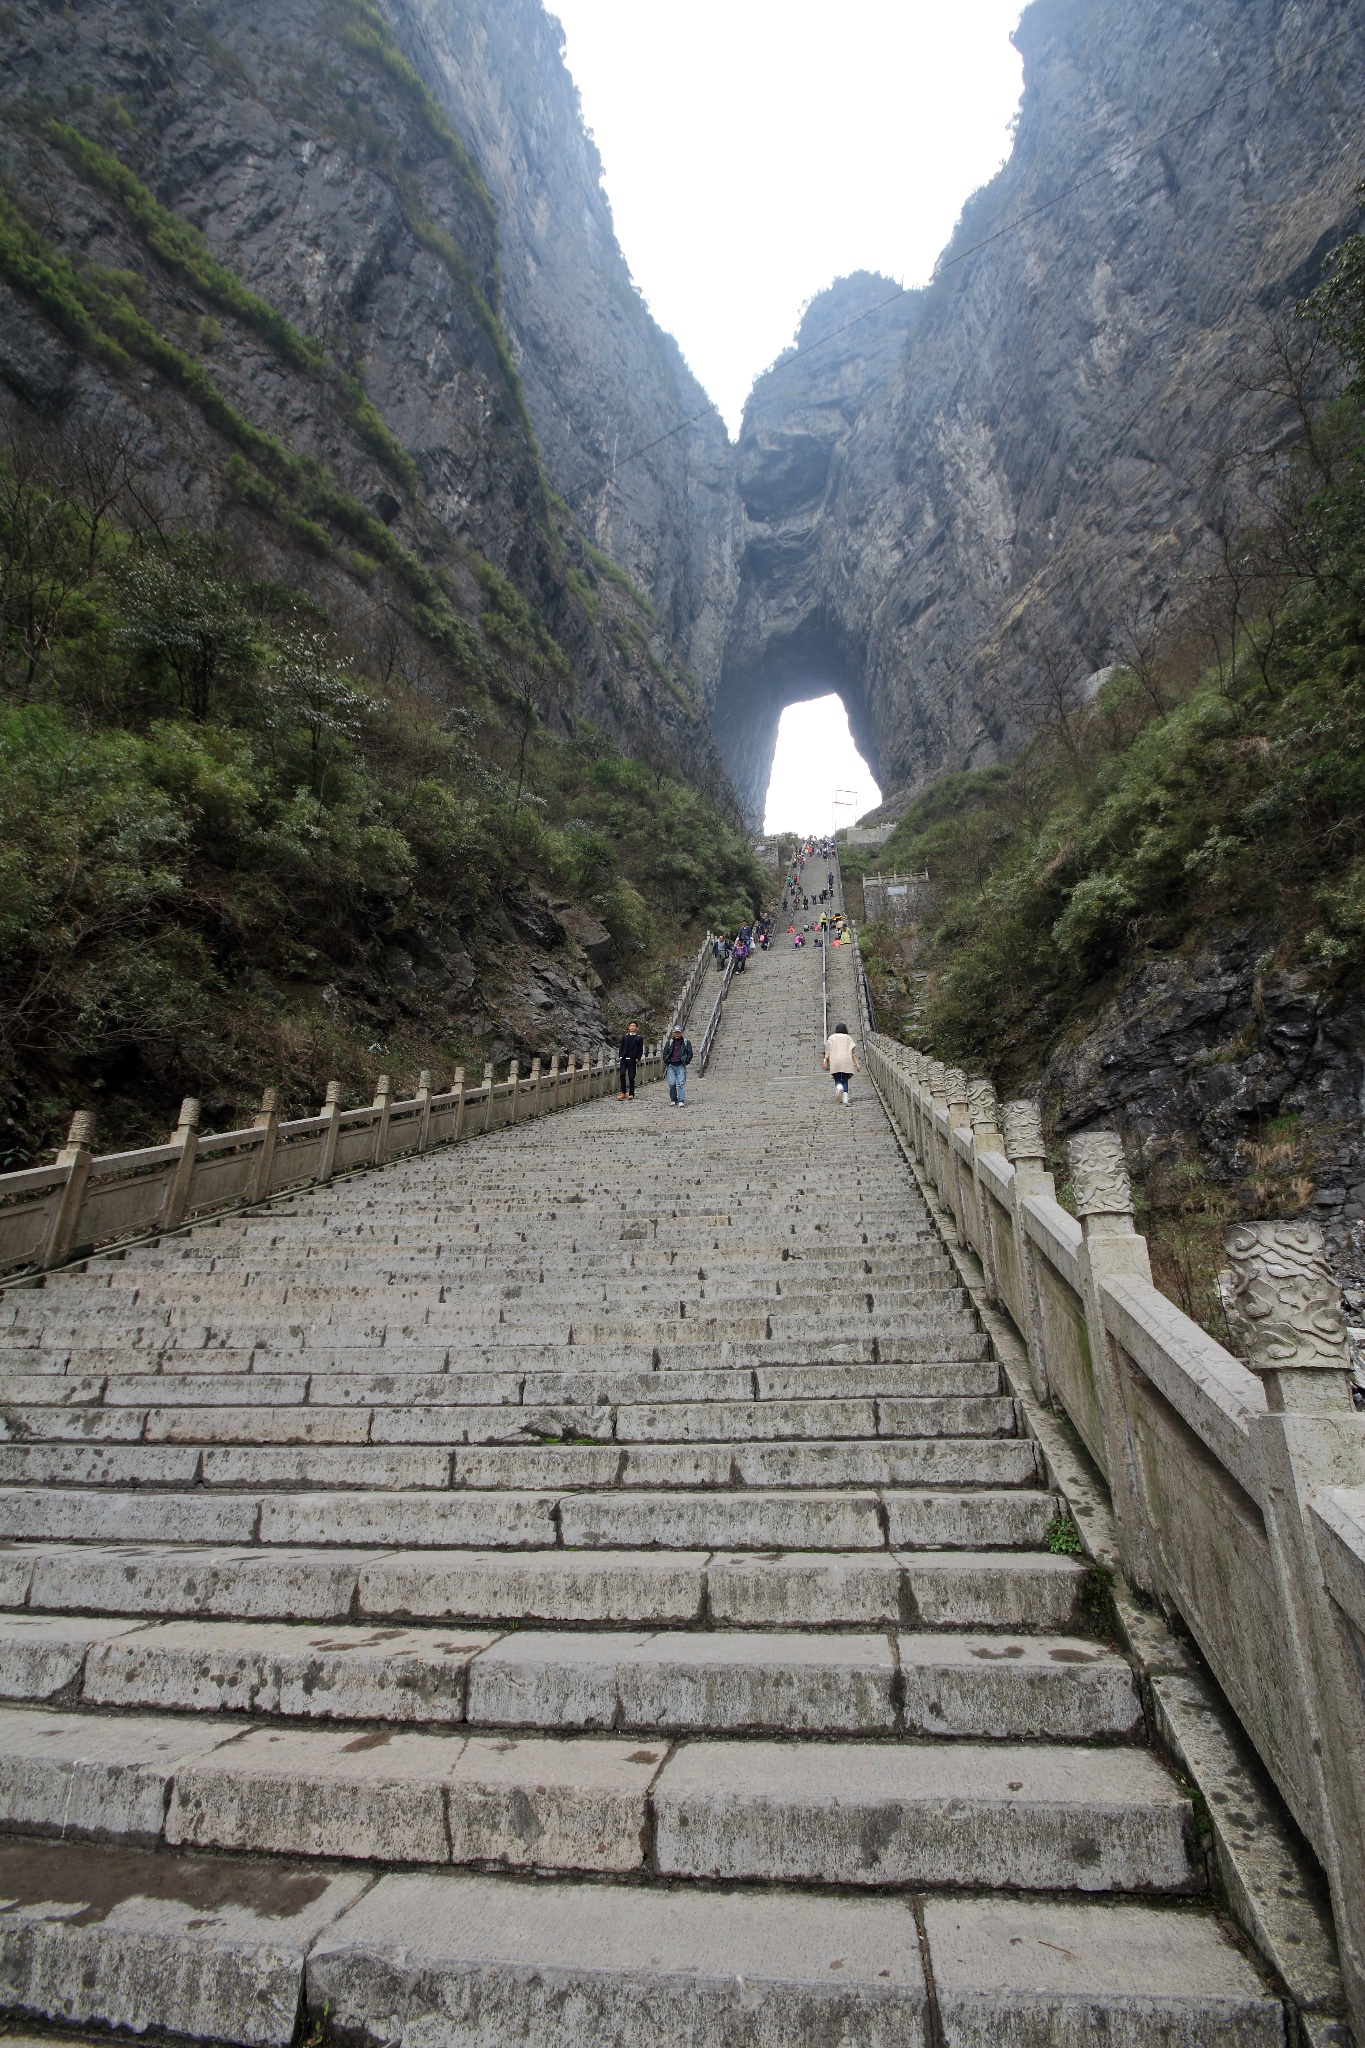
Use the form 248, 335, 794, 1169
712, 0, 1365, 822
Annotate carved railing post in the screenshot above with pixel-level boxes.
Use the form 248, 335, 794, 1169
160, 1098, 201, 1231
371, 1074, 393, 1166
926, 1062, 949, 1204
1067, 1130, 1157, 1592
529, 1057, 542, 1116
317, 1081, 343, 1182
1001, 1099, 1055, 1403
508, 1060, 520, 1125
415, 1071, 433, 1151
482, 1063, 495, 1134
248, 1088, 280, 1204
41, 1111, 97, 1270
966, 1077, 1004, 1299
906, 1051, 927, 1160
942, 1068, 970, 1236
548, 1054, 560, 1112
1224, 1219, 1365, 2037
452, 1067, 466, 1142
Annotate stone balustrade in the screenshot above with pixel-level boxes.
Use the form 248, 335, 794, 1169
0, 934, 717, 1281
853, 955, 1365, 2040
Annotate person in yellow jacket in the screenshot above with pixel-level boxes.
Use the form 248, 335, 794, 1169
823, 1022, 861, 1106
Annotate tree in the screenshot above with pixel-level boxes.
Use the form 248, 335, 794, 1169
114, 543, 257, 721
263, 627, 374, 796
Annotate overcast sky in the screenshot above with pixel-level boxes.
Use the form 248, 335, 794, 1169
549, 0, 1026, 832
551, 0, 1026, 437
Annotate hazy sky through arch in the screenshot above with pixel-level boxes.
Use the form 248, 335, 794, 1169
764, 697, 882, 837
550, 0, 1026, 436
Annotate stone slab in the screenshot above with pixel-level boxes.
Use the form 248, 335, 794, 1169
27, 1545, 379, 1621
0, 1704, 245, 1840
257, 1491, 558, 1548
706, 1552, 903, 1626
652, 1740, 1196, 1891
307, 1869, 928, 2048
885, 1490, 1055, 1549
357, 1549, 709, 1624
0, 1833, 368, 2047
559, 1489, 884, 1550
924, 1897, 1284, 2046
900, 1552, 1086, 1630
467, 1629, 897, 1732
167, 1725, 663, 1871
0, 1615, 147, 1703
84, 1619, 504, 1721
0, 1492, 258, 1545
898, 1633, 1141, 1738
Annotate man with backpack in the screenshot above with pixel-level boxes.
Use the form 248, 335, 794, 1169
617, 1020, 645, 1100
666, 1027, 693, 1105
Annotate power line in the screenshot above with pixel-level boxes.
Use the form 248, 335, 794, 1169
560, 12, 1362, 510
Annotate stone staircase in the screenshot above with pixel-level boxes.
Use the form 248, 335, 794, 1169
0, 938, 1284, 2046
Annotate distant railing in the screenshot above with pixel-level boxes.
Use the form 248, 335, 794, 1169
849, 924, 1365, 2039
670, 931, 715, 1037
697, 953, 735, 1075
0, 930, 718, 1281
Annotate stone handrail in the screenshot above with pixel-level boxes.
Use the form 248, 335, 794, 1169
860, 1004, 1365, 2036
0, 931, 720, 1280
0, 1047, 660, 1279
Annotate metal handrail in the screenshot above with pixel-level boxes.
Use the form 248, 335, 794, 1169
669, 931, 715, 1038
821, 908, 829, 1044
697, 953, 735, 1075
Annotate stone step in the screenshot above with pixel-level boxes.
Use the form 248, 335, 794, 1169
0, 1614, 1139, 1737
0, 1705, 1193, 1891
4, 1536, 1074, 1627
20, 1334, 994, 1372
440, 1439, 1039, 1491
649, 1738, 1196, 1892
0, 1486, 1058, 1554
305, 1874, 1281, 2048
0, 1393, 1018, 1445
0, 1435, 1037, 1493
0, 1360, 1005, 1410
34, 1271, 964, 1307
0, 1834, 368, 2048
0, 1308, 986, 1350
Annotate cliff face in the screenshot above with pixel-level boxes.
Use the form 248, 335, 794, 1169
0, 0, 733, 778
395, 0, 740, 698
713, 0, 1365, 823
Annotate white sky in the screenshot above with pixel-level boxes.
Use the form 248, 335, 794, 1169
551, 0, 1025, 435
764, 696, 881, 835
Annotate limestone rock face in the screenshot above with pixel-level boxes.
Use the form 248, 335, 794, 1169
404, 0, 741, 698
713, 0, 1365, 823
0, 0, 735, 781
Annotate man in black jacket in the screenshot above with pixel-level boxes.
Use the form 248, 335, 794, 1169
618, 1021, 645, 1099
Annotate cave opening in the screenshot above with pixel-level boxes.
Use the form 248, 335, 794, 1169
762, 693, 881, 837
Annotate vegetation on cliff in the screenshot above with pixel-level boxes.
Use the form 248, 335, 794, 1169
0, 418, 762, 1165
862, 216, 1365, 1326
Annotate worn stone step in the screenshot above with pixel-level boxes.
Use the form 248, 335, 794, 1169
163, 1722, 666, 1872
304, 1872, 1283, 2048
308, 1872, 936, 2048
0, 1707, 1185, 1890
5, 1533, 1073, 1628
0, 1486, 561, 1547
651, 1739, 1197, 1892
462, 1628, 1139, 1737
0, 1834, 368, 2048
442, 1438, 1039, 1491
0, 1614, 1135, 1737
